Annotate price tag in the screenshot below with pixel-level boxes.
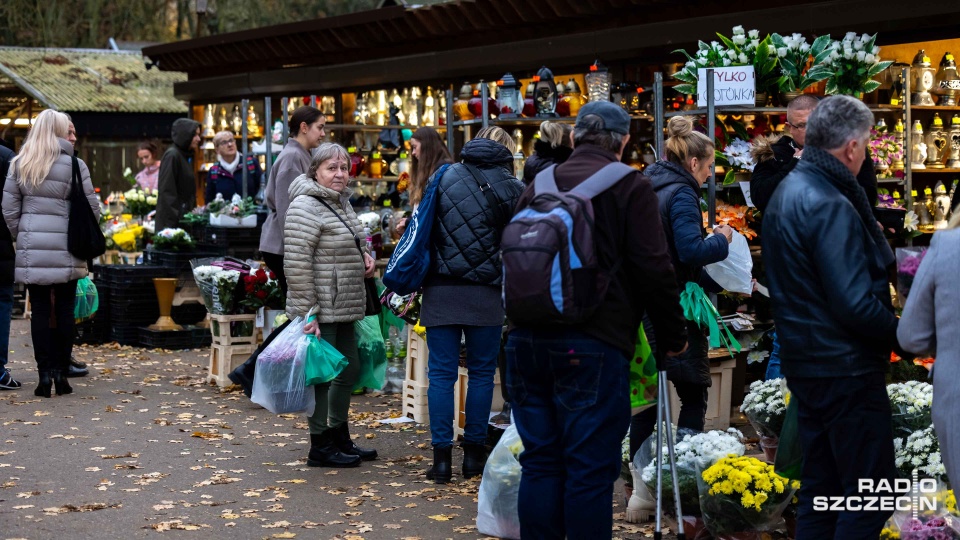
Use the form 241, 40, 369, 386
255, 307, 265, 328
740, 181, 755, 208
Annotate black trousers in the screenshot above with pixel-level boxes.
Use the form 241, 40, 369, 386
790, 372, 897, 540
28, 281, 77, 372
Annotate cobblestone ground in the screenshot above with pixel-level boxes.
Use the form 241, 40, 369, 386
0, 319, 675, 540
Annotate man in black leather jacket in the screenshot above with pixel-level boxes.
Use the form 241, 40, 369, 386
0, 144, 20, 390
762, 96, 898, 540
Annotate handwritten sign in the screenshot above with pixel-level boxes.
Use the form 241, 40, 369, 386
739, 181, 755, 207
697, 66, 756, 107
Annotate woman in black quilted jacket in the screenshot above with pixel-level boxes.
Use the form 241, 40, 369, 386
421, 126, 524, 484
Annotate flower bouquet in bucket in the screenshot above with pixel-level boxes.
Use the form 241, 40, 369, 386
740, 378, 788, 461
697, 455, 799, 539
897, 247, 928, 308
888, 381, 933, 438
894, 426, 947, 481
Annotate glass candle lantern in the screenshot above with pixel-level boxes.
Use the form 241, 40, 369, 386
497, 73, 522, 119
585, 60, 612, 102
534, 66, 559, 118
948, 114, 960, 169
936, 52, 960, 107
522, 82, 536, 117
912, 50, 937, 106
453, 83, 475, 121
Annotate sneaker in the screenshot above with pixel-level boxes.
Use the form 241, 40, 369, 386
0, 369, 21, 390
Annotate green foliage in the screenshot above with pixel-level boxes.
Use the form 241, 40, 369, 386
771, 34, 834, 92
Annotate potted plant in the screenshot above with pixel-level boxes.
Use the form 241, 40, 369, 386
770, 33, 834, 101
716, 26, 780, 105
699, 455, 800, 538
740, 378, 788, 461
822, 32, 894, 96
715, 138, 756, 185
151, 228, 195, 252
122, 187, 158, 219
209, 194, 258, 227
673, 40, 738, 96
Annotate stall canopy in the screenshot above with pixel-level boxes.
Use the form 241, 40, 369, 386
144, 0, 960, 102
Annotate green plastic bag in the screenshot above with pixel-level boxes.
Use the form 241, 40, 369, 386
74, 276, 99, 322
630, 326, 658, 414
774, 397, 802, 481
355, 315, 387, 391
303, 334, 348, 386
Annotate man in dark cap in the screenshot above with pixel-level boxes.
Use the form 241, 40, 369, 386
504, 101, 688, 538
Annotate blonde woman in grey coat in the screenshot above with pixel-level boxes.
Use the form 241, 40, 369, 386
284, 143, 376, 468
898, 214, 960, 487
2, 109, 100, 398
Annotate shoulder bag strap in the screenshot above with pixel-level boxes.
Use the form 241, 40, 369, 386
311, 195, 364, 256
460, 162, 507, 226
533, 164, 558, 196
71, 155, 82, 197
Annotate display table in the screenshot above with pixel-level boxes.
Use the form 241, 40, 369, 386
667, 354, 737, 430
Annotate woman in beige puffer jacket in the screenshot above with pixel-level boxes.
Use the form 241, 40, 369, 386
2, 110, 100, 398
284, 142, 377, 469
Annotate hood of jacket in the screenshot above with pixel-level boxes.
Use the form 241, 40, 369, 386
532, 138, 573, 163
751, 134, 795, 164
171, 118, 200, 152
461, 137, 513, 169
288, 173, 353, 205
645, 160, 700, 194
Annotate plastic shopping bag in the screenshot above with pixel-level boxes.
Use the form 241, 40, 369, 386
252, 316, 315, 415
476, 423, 524, 540
774, 397, 802, 482
303, 334, 348, 386
704, 230, 753, 294
354, 315, 387, 391
630, 325, 658, 415
74, 276, 99, 322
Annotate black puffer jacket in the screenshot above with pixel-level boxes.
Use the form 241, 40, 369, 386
156, 118, 199, 230
430, 138, 524, 285
0, 145, 15, 284
523, 139, 573, 185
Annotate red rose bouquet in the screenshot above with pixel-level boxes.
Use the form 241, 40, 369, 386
240, 267, 284, 312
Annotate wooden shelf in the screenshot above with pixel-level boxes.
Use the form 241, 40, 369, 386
912, 168, 960, 173
910, 105, 960, 112
326, 124, 446, 132
352, 176, 398, 183
494, 117, 575, 126
666, 105, 899, 118
878, 177, 905, 184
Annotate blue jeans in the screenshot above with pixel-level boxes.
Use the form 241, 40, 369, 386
426, 324, 501, 447
0, 284, 11, 367
505, 328, 630, 540
765, 330, 782, 380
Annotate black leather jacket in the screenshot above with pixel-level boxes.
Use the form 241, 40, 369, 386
429, 138, 524, 285
762, 159, 898, 378
0, 145, 15, 284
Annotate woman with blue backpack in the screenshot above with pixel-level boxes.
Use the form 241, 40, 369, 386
420, 126, 524, 484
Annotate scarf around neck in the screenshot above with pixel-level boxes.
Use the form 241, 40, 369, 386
803, 146, 895, 267
219, 153, 241, 174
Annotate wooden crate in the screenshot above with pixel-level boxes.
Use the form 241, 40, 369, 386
405, 326, 429, 384
209, 343, 254, 387
402, 379, 430, 423
668, 357, 737, 431
453, 366, 504, 439
209, 313, 259, 347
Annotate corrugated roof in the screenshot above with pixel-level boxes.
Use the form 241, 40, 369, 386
0, 47, 187, 114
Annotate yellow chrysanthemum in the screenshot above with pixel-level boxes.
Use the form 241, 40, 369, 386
741, 489, 755, 509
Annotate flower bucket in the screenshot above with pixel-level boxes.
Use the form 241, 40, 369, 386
759, 435, 779, 463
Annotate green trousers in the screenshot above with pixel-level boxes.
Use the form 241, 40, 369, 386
307, 321, 361, 434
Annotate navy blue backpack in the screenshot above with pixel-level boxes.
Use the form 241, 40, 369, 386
382, 164, 451, 295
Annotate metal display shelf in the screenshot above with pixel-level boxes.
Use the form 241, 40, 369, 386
326, 123, 447, 132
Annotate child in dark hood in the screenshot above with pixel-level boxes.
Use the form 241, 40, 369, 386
155, 118, 201, 230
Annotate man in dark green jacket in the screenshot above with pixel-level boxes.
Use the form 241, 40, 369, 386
156, 118, 200, 231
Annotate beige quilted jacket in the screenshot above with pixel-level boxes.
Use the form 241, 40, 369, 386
283, 174, 366, 322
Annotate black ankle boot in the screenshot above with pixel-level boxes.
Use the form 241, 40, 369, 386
34, 371, 52, 398
426, 446, 452, 484
307, 431, 361, 468
332, 423, 378, 461
53, 370, 72, 396
462, 443, 488, 479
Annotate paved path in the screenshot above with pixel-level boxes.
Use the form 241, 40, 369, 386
0, 320, 672, 539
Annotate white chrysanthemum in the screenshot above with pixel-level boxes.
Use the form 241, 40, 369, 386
748, 29, 759, 39
732, 25, 745, 35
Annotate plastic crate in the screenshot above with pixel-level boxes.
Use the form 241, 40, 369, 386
171, 303, 208, 325
139, 325, 212, 350
202, 226, 261, 260
143, 249, 223, 274
93, 264, 176, 287
109, 325, 142, 346
75, 317, 109, 345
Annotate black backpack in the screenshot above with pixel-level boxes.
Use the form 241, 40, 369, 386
67, 156, 106, 261
501, 162, 634, 325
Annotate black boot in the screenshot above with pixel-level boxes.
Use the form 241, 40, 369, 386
426, 446, 452, 484
69, 356, 87, 369
34, 371, 52, 398
66, 363, 88, 378
462, 443, 488, 479
53, 370, 72, 396
332, 423, 378, 461
307, 431, 361, 468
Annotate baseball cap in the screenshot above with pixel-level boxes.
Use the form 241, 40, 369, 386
575, 101, 631, 135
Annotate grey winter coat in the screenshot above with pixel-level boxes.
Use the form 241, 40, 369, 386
898, 229, 960, 489
3, 138, 100, 285
155, 118, 199, 231
283, 174, 367, 322
260, 140, 312, 256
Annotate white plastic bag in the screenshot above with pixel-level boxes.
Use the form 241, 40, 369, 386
251, 316, 315, 415
704, 230, 753, 294
476, 424, 523, 540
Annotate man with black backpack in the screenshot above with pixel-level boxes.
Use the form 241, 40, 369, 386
502, 101, 688, 539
